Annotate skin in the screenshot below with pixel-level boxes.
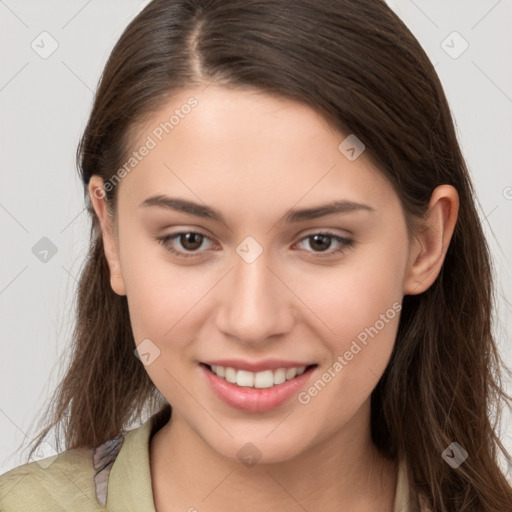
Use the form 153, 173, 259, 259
89, 86, 459, 512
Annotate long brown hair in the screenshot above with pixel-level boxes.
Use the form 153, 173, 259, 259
24, 1, 512, 509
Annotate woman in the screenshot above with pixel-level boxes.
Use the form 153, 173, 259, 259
1, 1, 511, 510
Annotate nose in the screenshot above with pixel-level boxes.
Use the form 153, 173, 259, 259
215, 249, 296, 347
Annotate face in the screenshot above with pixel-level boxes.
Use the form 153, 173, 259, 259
90, 86, 421, 464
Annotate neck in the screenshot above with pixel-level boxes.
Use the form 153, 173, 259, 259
149, 402, 398, 512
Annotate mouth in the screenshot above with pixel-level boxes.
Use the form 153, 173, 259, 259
199, 362, 318, 413
201, 363, 318, 389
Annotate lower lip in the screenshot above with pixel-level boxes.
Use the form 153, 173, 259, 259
200, 364, 316, 413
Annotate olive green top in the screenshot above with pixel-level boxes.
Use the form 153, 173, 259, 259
0, 408, 422, 511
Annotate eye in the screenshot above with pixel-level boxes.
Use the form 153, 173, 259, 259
295, 232, 354, 257
156, 230, 354, 259
156, 231, 215, 258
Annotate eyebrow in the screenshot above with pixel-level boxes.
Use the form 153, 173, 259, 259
139, 195, 375, 224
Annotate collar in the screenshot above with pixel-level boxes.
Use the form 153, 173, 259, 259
102, 406, 170, 511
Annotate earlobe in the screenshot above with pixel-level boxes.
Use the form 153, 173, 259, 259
404, 184, 459, 295
88, 176, 127, 296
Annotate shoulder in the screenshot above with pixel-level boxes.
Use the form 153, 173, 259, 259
0, 406, 170, 512
0, 446, 103, 511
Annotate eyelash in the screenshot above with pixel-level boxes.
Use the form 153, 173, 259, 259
156, 231, 354, 259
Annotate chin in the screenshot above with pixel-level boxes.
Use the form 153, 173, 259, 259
201, 427, 315, 467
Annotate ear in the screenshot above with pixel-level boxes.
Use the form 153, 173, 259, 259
404, 184, 459, 295
88, 176, 127, 296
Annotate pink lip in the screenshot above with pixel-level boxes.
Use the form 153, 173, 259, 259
200, 363, 317, 413
202, 359, 314, 372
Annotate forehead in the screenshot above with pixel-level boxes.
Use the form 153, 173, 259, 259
115, 86, 397, 221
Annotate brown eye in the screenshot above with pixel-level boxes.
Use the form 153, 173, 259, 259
156, 231, 213, 258
308, 234, 333, 252
179, 232, 204, 251
296, 232, 354, 257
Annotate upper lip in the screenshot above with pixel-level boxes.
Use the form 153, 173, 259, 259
201, 359, 316, 372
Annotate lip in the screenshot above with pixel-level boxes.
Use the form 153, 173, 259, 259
200, 363, 317, 413
201, 359, 315, 372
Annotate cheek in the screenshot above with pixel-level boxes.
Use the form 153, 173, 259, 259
293, 271, 403, 447
121, 243, 213, 402
330, 241, 406, 393
289, 232, 407, 418
293, 233, 407, 345
120, 231, 218, 349
117, 228, 179, 341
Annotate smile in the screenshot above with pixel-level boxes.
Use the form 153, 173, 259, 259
208, 364, 308, 388
199, 362, 318, 413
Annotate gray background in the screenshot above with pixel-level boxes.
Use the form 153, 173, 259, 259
1, 0, 511, 478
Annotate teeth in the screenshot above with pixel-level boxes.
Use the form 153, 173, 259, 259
273, 368, 286, 385
225, 367, 237, 384
236, 370, 254, 387
254, 370, 274, 388
213, 365, 225, 378
285, 367, 297, 380
209, 365, 308, 388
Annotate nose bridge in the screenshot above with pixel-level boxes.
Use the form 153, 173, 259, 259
217, 242, 294, 344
